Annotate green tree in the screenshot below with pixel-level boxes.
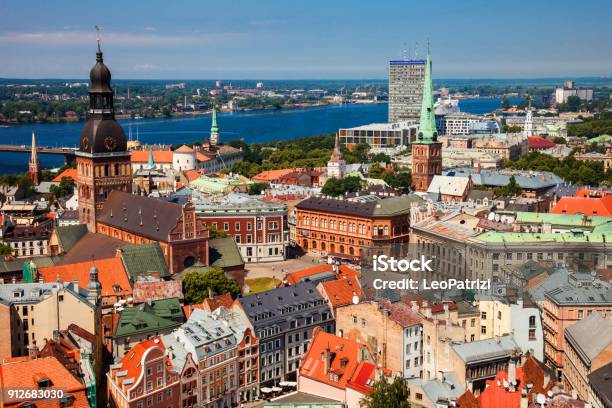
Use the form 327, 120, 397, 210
552, 137, 567, 144
0, 243, 14, 256
208, 225, 228, 239
321, 175, 363, 197
49, 177, 75, 197
248, 182, 268, 195
368, 163, 385, 179
182, 267, 240, 304
360, 376, 410, 408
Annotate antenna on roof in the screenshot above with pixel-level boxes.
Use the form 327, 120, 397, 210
95, 25, 101, 52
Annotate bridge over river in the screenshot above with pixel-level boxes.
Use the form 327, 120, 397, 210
0, 144, 77, 163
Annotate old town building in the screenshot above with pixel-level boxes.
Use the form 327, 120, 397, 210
563, 313, 612, 401
107, 337, 181, 408
195, 193, 288, 263
236, 282, 335, 387
542, 273, 611, 378
295, 194, 422, 261
77, 41, 132, 232
96, 190, 210, 274
0, 280, 99, 359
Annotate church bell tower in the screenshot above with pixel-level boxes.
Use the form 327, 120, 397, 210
411, 46, 442, 192
77, 34, 132, 231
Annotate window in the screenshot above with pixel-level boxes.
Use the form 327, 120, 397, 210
481, 326, 487, 335
223, 222, 229, 231
529, 316, 536, 328
528, 329, 536, 341
578, 310, 584, 318
361, 318, 366, 328
247, 222, 252, 231
235, 222, 241, 231
481, 312, 487, 320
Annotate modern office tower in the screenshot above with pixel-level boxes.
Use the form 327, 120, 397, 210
388, 57, 426, 123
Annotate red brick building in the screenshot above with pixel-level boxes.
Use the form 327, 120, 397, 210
195, 195, 288, 263
294, 194, 422, 261
96, 190, 209, 274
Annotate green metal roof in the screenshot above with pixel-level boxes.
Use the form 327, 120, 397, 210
589, 134, 612, 143
209, 237, 245, 268
119, 243, 170, 279
372, 195, 424, 217
514, 212, 612, 228
475, 221, 612, 244
113, 297, 183, 338
55, 224, 88, 253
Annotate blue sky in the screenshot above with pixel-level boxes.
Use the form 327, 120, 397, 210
1, 0, 611, 79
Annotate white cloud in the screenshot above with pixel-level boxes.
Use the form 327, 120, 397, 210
0, 30, 244, 47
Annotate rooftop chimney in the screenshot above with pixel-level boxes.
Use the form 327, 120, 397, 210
508, 358, 517, 391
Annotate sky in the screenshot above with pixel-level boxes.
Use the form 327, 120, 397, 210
1, 0, 611, 80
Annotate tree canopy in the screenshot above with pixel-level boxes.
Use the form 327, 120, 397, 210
360, 376, 410, 408
321, 176, 363, 197
182, 267, 240, 304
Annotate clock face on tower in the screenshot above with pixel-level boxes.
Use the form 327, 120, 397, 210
104, 137, 117, 151
81, 136, 90, 151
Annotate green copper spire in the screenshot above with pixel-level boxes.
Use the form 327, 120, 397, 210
210, 105, 219, 146
148, 147, 155, 168
417, 46, 438, 143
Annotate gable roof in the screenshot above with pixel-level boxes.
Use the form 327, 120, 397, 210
320, 276, 363, 308
285, 263, 360, 285
175, 144, 195, 153
119, 243, 170, 279
132, 280, 183, 304
60, 232, 126, 264
0, 356, 88, 407
111, 337, 174, 388
528, 136, 556, 149
97, 190, 185, 242
209, 237, 245, 268
551, 195, 612, 216
114, 298, 184, 338
54, 224, 88, 253
38, 258, 132, 298
252, 169, 297, 183
564, 313, 612, 364
588, 362, 612, 408
427, 175, 471, 197
299, 330, 365, 390
52, 168, 78, 182
131, 150, 173, 163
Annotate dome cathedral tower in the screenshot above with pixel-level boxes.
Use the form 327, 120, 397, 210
77, 34, 132, 232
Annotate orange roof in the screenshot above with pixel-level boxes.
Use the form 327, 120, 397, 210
196, 152, 211, 162
175, 144, 195, 153
550, 195, 612, 216
52, 168, 78, 182
185, 169, 200, 182
299, 329, 366, 390
285, 264, 360, 285
456, 390, 479, 408
575, 188, 612, 198
38, 258, 132, 298
320, 276, 363, 308
131, 149, 173, 163
112, 337, 172, 388
0, 356, 88, 407
478, 356, 547, 408
252, 168, 297, 183
184, 293, 234, 318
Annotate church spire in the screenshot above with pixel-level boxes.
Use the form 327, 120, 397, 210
28, 130, 41, 185
210, 105, 219, 146
417, 45, 437, 143
148, 147, 155, 169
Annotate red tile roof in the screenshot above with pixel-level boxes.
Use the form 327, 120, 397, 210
252, 169, 298, 183
528, 136, 555, 150
550, 195, 612, 216
111, 337, 172, 388
38, 258, 132, 298
575, 188, 612, 198
203, 293, 234, 311
478, 357, 548, 408
285, 264, 360, 285
0, 356, 88, 407
457, 390, 479, 408
52, 168, 78, 182
320, 276, 363, 308
132, 280, 183, 303
379, 300, 424, 328
185, 169, 200, 181
299, 329, 366, 390
131, 150, 173, 163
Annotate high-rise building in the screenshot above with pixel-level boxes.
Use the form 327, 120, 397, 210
388, 58, 426, 123
411, 48, 442, 192
77, 38, 132, 231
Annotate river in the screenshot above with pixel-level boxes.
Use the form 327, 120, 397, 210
0, 97, 521, 174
